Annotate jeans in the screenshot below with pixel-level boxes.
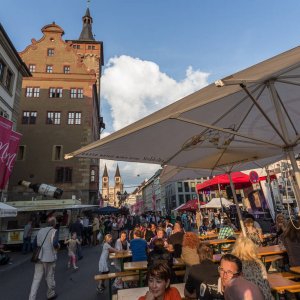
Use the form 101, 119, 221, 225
76, 237, 83, 259
22, 237, 32, 254
28, 261, 56, 300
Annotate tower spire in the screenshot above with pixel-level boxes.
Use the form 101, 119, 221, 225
115, 164, 121, 178
102, 164, 108, 177
79, 2, 95, 41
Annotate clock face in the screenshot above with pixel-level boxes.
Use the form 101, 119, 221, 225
116, 178, 119, 182
103, 178, 107, 182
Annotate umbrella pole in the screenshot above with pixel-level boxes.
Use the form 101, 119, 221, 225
268, 84, 300, 213
286, 149, 300, 213
218, 183, 224, 213
265, 166, 277, 219
227, 172, 246, 236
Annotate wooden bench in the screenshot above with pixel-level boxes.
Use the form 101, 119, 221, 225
264, 255, 284, 264
94, 271, 137, 281
286, 287, 300, 293
268, 273, 300, 300
122, 274, 139, 282
94, 271, 138, 300
280, 272, 300, 280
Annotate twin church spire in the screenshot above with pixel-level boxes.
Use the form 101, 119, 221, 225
102, 164, 122, 179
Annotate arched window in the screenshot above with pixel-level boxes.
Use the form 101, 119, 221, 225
90, 169, 95, 182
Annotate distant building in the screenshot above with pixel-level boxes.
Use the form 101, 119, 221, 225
142, 169, 163, 213
0, 23, 31, 123
8, 8, 103, 203
164, 178, 210, 213
101, 164, 124, 207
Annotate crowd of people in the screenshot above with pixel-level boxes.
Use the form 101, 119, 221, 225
14, 208, 300, 300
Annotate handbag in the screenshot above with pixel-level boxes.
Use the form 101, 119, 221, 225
31, 228, 52, 263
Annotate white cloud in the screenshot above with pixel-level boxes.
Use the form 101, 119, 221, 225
101, 55, 210, 130
100, 55, 210, 191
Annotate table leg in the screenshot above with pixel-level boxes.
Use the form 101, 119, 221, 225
121, 258, 124, 272
108, 278, 112, 300
274, 292, 279, 300
139, 270, 143, 287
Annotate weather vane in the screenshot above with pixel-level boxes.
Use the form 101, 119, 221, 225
87, 0, 90, 8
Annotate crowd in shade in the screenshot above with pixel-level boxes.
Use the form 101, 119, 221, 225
90, 208, 300, 300
12, 207, 300, 300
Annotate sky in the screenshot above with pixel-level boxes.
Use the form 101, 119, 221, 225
2, 0, 300, 192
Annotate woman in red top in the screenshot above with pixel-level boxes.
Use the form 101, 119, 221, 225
139, 263, 181, 300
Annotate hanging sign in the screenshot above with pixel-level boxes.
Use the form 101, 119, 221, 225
249, 171, 259, 184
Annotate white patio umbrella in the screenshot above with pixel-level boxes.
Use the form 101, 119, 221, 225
160, 165, 212, 184
66, 46, 300, 233
200, 198, 233, 208
0, 202, 17, 217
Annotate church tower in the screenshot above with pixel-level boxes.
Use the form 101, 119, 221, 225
100, 164, 124, 207
101, 164, 109, 202
114, 164, 123, 205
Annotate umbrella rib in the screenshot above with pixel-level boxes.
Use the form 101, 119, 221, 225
174, 116, 282, 148
232, 84, 266, 135
240, 84, 289, 146
276, 79, 300, 87
273, 84, 299, 136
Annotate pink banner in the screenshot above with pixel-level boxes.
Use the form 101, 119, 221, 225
0, 116, 22, 189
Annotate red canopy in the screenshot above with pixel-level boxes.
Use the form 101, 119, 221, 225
196, 171, 277, 192
178, 198, 206, 211
196, 172, 252, 192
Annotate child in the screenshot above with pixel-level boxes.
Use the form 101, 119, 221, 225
97, 234, 122, 293
64, 232, 81, 270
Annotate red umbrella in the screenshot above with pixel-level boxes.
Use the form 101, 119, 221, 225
178, 199, 206, 211
196, 171, 252, 192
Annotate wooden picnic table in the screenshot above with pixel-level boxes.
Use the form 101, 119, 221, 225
206, 238, 236, 245
290, 266, 300, 274
124, 258, 185, 286
117, 282, 185, 299
124, 258, 185, 270
109, 251, 132, 260
199, 233, 219, 240
258, 245, 286, 264
109, 251, 132, 271
211, 245, 286, 264
268, 273, 300, 300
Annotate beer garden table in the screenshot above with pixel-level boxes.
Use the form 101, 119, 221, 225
257, 245, 286, 264
124, 258, 185, 287
117, 283, 185, 299
211, 245, 287, 264
267, 273, 300, 300
109, 251, 132, 271
290, 266, 300, 274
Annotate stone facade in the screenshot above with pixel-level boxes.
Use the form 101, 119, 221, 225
8, 14, 103, 204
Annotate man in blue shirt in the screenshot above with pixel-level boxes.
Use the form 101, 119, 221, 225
130, 229, 147, 261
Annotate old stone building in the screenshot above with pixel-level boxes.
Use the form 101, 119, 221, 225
101, 164, 124, 206
8, 8, 103, 203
